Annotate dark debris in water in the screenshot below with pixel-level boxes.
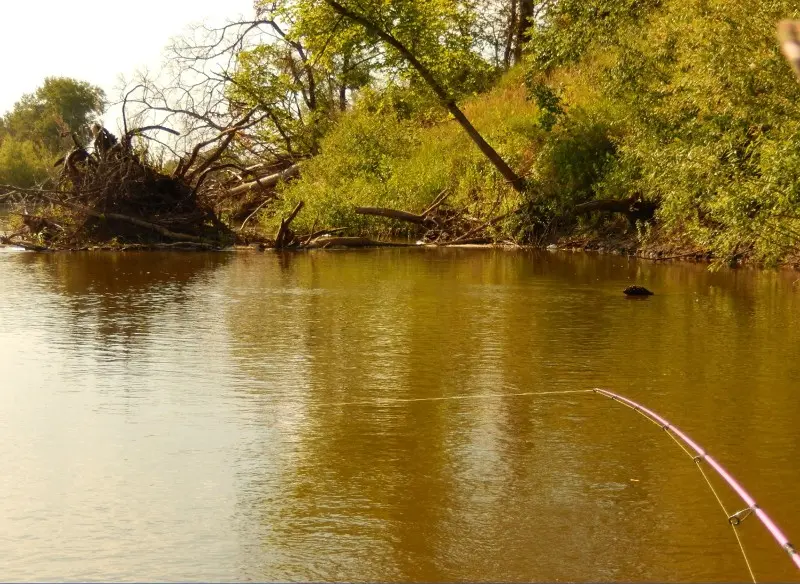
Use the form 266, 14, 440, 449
623, 285, 654, 296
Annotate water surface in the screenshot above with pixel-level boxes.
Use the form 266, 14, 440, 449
0, 248, 798, 581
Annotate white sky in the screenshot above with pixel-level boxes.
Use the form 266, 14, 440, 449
0, 0, 255, 121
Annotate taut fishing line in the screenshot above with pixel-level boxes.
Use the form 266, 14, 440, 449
321, 386, 800, 581
323, 388, 592, 407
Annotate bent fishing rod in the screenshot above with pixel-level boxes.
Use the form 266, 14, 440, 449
594, 388, 800, 578
326, 387, 800, 578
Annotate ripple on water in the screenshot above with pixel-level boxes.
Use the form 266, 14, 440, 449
0, 249, 798, 581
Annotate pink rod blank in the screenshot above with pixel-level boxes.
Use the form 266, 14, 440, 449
594, 388, 800, 571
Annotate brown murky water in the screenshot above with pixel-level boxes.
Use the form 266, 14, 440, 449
1, 248, 799, 582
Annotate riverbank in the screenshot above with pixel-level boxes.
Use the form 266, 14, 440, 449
6, 60, 800, 266
5, 234, 794, 273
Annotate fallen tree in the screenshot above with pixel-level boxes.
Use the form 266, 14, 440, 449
246, 188, 515, 251
304, 236, 416, 249
355, 207, 431, 225
574, 194, 658, 226
354, 191, 518, 245
0, 123, 237, 250
227, 163, 301, 197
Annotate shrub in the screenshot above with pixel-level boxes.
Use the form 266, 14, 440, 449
0, 137, 51, 188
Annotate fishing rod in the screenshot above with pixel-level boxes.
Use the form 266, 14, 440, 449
594, 388, 800, 578
324, 387, 798, 578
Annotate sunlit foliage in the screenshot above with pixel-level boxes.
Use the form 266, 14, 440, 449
525, 0, 800, 263
0, 77, 105, 187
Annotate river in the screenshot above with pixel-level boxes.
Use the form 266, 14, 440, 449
0, 248, 798, 581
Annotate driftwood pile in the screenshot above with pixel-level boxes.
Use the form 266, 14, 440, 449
257, 190, 519, 251
1, 125, 235, 250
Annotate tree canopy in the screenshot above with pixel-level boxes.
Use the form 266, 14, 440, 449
2, 77, 106, 153
524, 0, 800, 263
0, 77, 106, 188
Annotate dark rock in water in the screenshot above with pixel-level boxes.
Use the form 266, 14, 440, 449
624, 285, 654, 296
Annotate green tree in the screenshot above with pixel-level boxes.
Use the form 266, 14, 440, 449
229, 13, 372, 158
524, 0, 800, 264
230, 0, 499, 159
0, 137, 50, 187
1, 77, 106, 154
292, 0, 527, 191
293, 0, 497, 99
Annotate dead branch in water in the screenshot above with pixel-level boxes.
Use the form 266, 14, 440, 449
275, 200, 306, 248
0, 235, 51, 251
353, 192, 519, 245
298, 227, 348, 244
303, 236, 415, 249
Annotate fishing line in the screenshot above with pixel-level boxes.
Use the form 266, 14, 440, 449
594, 388, 800, 581
693, 455, 758, 583
319, 385, 797, 579
669, 418, 756, 582
323, 388, 593, 407
596, 389, 756, 581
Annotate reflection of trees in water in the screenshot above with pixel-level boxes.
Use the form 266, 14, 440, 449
221, 249, 800, 580
223, 250, 654, 579
11, 251, 231, 352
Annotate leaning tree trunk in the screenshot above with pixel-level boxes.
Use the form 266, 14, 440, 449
324, 0, 527, 194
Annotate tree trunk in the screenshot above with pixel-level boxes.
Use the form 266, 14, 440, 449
227, 164, 301, 197
355, 207, 428, 224
304, 236, 415, 249
324, 0, 527, 194
275, 200, 305, 248
339, 53, 350, 111
513, 0, 534, 64
779, 21, 800, 82
504, 0, 518, 69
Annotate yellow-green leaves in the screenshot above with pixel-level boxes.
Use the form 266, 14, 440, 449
525, 0, 800, 264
